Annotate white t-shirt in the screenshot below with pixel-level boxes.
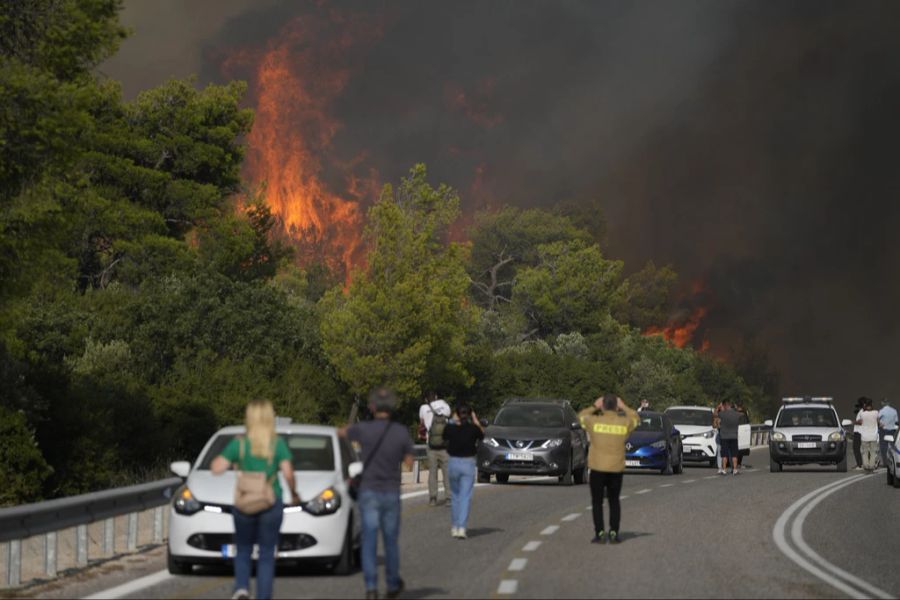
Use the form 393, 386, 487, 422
419, 400, 451, 441
856, 409, 880, 442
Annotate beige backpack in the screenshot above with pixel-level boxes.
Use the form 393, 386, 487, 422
234, 437, 276, 514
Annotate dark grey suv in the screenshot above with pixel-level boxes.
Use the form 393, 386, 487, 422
476, 398, 589, 485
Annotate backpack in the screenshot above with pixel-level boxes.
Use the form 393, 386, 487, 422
427, 402, 448, 449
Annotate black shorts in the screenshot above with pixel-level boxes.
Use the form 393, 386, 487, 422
721, 438, 739, 459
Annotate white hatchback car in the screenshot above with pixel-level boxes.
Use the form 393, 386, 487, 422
167, 422, 361, 574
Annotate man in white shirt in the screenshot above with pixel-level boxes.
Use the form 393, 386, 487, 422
856, 397, 880, 473
418, 392, 452, 506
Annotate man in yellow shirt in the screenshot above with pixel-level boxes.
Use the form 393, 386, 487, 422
579, 394, 640, 544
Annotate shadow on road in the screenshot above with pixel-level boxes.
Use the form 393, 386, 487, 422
464, 527, 503, 538
399, 586, 448, 598
616, 531, 653, 542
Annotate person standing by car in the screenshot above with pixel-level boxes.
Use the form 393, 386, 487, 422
713, 401, 725, 474
856, 397, 880, 473
442, 404, 484, 539
878, 398, 898, 470
718, 400, 741, 476
638, 398, 652, 413
579, 394, 639, 545
211, 400, 299, 600
418, 391, 452, 506
851, 398, 865, 470
340, 388, 414, 600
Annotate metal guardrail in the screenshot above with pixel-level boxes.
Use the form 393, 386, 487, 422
750, 424, 772, 446
1, 477, 181, 587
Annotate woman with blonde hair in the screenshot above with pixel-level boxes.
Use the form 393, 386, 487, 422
212, 400, 299, 600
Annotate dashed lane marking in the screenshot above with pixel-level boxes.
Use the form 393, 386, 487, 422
508, 558, 528, 572
704, 475, 720, 480
635, 488, 651, 494
497, 580, 519, 595
660, 483, 674, 488
561, 512, 582, 521
619, 495, 629, 500
522, 541, 542, 552
540, 525, 560, 535
682, 479, 697, 483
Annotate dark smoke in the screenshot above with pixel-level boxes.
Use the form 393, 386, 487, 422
102, 1, 900, 415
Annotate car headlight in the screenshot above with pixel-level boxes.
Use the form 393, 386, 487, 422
651, 440, 667, 450
303, 487, 341, 516
772, 432, 786, 442
484, 437, 500, 448
173, 486, 202, 515
828, 431, 843, 442
702, 430, 716, 439
541, 439, 564, 449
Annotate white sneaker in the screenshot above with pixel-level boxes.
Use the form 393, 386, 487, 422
231, 590, 250, 600
451, 527, 459, 537
458, 528, 467, 539
853, 466, 863, 470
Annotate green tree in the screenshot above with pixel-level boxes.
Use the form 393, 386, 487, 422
0, 407, 53, 506
613, 261, 678, 330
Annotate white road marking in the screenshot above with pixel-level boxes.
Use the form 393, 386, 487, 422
522, 541, 542, 552
773, 474, 892, 600
561, 512, 582, 521
659, 483, 674, 488
497, 580, 519, 595
540, 525, 560, 535
635, 488, 651, 494
585, 505, 593, 510
619, 495, 629, 500
84, 569, 172, 600
508, 558, 528, 571
400, 483, 489, 500
682, 479, 697, 483
704, 475, 719, 480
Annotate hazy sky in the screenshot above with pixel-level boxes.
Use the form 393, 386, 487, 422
101, 1, 900, 415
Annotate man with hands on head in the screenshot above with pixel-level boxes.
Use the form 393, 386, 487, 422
579, 394, 639, 545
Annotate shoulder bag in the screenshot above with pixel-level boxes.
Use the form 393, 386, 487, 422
234, 437, 276, 514
348, 421, 393, 501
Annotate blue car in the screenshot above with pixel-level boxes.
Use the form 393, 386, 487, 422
625, 411, 684, 475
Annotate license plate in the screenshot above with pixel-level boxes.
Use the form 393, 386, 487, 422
797, 442, 817, 449
506, 452, 534, 461
221, 544, 260, 559
625, 460, 641, 467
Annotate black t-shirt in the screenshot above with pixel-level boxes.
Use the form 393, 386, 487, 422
443, 421, 484, 457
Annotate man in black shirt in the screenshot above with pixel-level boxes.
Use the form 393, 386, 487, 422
443, 404, 484, 539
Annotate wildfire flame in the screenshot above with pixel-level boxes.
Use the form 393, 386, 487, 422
644, 278, 712, 350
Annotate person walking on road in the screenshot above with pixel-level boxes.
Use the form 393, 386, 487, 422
878, 398, 898, 469
340, 388, 414, 600
718, 400, 741, 476
856, 397, 880, 473
211, 400, 299, 600
579, 394, 639, 545
851, 397, 865, 470
442, 404, 484, 539
418, 391, 452, 506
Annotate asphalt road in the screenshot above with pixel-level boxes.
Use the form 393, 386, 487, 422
14, 448, 900, 599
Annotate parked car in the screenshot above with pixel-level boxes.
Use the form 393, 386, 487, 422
477, 398, 589, 485
624, 411, 684, 475
765, 397, 851, 472
885, 432, 900, 488
167, 422, 361, 575
665, 406, 717, 467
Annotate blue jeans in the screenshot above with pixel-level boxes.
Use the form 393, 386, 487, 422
448, 457, 476, 529
233, 498, 283, 600
358, 489, 401, 592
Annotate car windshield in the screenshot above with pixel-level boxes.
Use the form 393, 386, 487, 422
776, 408, 837, 428
666, 409, 713, 427
494, 406, 565, 428
197, 433, 336, 471
635, 415, 665, 432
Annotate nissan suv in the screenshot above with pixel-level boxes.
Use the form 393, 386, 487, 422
477, 398, 589, 486
765, 397, 852, 473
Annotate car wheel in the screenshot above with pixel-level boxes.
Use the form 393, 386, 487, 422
332, 519, 354, 575
477, 471, 491, 484
888, 466, 895, 486
167, 548, 193, 575
673, 452, 684, 475
836, 454, 847, 473
769, 457, 782, 473
893, 466, 900, 489
660, 451, 673, 475
709, 458, 717, 468
495, 473, 509, 484
560, 455, 574, 486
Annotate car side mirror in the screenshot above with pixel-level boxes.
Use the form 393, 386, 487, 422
170, 461, 190, 479
348, 461, 364, 479
841, 419, 852, 427
570, 421, 581, 430
885, 435, 895, 443
480, 418, 489, 427
764, 419, 773, 428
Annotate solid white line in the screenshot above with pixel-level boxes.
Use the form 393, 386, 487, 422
497, 580, 518, 594
773, 475, 892, 600
84, 569, 172, 600
508, 558, 528, 572
540, 525, 560, 535
522, 541, 542, 552
561, 512, 582, 521
635, 488, 651, 495
659, 483, 674, 488
682, 479, 697, 483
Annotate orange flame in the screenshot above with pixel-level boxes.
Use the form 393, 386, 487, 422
644, 305, 709, 349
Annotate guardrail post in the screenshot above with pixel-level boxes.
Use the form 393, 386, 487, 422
153, 507, 164, 543
75, 525, 88, 566
6, 540, 21, 587
413, 458, 420, 484
44, 531, 57, 578
103, 518, 115, 555
127, 513, 138, 551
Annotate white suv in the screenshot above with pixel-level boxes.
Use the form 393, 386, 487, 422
764, 397, 852, 473
665, 406, 718, 467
